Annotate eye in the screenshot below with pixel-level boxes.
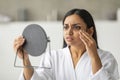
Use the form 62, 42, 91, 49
63, 25, 69, 30
73, 25, 81, 30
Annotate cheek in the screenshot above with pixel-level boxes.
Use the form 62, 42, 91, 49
74, 33, 80, 40
74, 31, 80, 36
63, 31, 66, 38
76, 35, 81, 41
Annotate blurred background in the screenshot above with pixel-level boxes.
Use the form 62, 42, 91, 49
0, 0, 120, 80
0, 0, 120, 21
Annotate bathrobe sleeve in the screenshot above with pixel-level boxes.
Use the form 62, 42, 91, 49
89, 51, 119, 80
19, 68, 53, 80
18, 51, 53, 80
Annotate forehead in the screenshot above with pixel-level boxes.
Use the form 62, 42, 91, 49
64, 14, 86, 25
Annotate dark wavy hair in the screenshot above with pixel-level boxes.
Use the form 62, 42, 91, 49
62, 8, 99, 48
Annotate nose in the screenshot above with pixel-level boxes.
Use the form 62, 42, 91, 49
68, 27, 73, 35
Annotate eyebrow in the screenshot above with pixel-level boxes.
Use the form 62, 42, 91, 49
64, 23, 82, 25
72, 23, 82, 26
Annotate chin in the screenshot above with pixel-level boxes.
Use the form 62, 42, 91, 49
66, 42, 74, 46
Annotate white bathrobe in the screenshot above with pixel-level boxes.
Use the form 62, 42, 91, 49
19, 47, 119, 80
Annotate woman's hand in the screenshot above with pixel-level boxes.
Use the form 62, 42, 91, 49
79, 30, 98, 58
79, 30, 102, 74
13, 36, 29, 60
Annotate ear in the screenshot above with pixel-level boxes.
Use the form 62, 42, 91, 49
87, 27, 94, 36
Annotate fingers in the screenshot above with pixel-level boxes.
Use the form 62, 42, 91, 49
13, 36, 29, 60
79, 30, 94, 47
13, 35, 25, 52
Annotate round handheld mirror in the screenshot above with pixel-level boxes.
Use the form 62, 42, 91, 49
22, 24, 48, 56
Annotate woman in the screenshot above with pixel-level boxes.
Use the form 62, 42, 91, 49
14, 8, 119, 80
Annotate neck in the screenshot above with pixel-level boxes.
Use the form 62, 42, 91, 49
69, 45, 86, 68
69, 45, 86, 58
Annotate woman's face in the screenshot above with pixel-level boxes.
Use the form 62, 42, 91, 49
63, 14, 87, 46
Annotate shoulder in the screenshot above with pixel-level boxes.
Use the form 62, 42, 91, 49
97, 49, 114, 58
97, 49, 117, 64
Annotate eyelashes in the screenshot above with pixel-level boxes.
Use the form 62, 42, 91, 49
73, 25, 81, 30
63, 25, 81, 31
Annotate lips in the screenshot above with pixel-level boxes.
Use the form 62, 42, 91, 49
66, 36, 73, 41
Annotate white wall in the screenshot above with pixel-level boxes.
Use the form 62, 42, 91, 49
0, 21, 120, 80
